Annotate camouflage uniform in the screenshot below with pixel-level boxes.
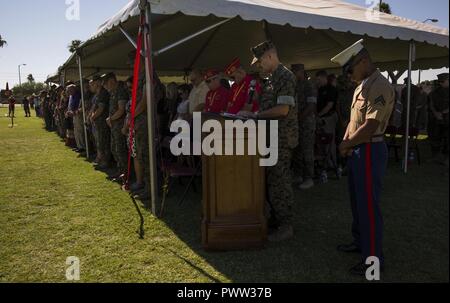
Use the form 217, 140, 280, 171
428, 85, 449, 156
134, 72, 165, 187
292, 79, 317, 180
259, 64, 298, 226
336, 77, 355, 167
401, 84, 421, 129
109, 82, 129, 172
83, 91, 96, 153
93, 87, 111, 162
134, 74, 150, 186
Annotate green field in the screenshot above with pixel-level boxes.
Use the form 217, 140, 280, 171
0, 108, 448, 282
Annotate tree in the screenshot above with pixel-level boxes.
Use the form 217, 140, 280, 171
377, 2, 392, 14
388, 69, 406, 85
12, 82, 45, 98
0, 34, 7, 48
68, 39, 82, 53
27, 74, 35, 84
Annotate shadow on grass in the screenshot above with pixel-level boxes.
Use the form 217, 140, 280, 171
152, 140, 449, 283
163, 245, 222, 283
130, 195, 146, 240
33, 122, 448, 282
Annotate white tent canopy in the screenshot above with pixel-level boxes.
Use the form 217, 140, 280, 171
52, 0, 449, 81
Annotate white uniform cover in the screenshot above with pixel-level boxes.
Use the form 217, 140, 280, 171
51, 0, 449, 80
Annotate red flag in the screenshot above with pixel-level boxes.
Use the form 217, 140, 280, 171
125, 15, 144, 189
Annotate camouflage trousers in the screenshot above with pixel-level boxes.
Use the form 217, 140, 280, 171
135, 117, 150, 186
266, 147, 294, 226
292, 116, 316, 179
428, 116, 449, 156
111, 123, 128, 172
94, 120, 111, 161
73, 113, 85, 150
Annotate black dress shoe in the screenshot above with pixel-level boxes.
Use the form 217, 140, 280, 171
337, 243, 361, 253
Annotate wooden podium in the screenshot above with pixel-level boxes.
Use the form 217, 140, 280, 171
201, 113, 267, 251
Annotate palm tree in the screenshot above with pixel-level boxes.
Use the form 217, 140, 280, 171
377, 2, 392, 14
27, 74, 35, 83
0, 35, 7, 48
68, 39, 82, 53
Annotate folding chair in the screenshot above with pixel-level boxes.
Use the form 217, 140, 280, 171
158, 135, 202, 217
398, 127, 421, 165
385, 125, 401, 162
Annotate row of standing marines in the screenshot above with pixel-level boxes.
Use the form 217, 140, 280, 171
36, 39, 448, 277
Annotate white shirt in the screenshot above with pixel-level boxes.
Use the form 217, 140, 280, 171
177, 99, 190, 114
188, 81, 209, 114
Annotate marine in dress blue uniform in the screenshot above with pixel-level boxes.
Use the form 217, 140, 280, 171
332, 39, 395, 276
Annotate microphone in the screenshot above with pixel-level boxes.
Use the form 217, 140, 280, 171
247, 80, 257, 105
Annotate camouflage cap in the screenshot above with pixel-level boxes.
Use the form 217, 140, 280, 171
437, 73, 449, 81
291, 63, 305, 72
100, 72, 116, 82
250, 40, 276, 65
90, 74, 103, 82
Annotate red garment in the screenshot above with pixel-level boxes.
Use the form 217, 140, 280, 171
203, 86, 230, 114
226, 75, 261, 114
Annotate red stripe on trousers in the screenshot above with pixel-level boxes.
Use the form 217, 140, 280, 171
365, 143, 376, 256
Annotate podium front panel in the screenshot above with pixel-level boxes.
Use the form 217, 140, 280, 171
201, 114, 267, 251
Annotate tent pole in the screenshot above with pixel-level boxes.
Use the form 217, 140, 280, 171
77, 54, 90, 160
118, 19, 233, 60
403, 40, 414, 173
119, 25, 138, 49
119, 25, 147, 59
187, 25, 222, 69
142, 0, 158, 214
153, 18, 232, 56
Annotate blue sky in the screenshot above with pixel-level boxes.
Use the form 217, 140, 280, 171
0, 0, 448, 88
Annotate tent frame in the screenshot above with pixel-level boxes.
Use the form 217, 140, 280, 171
141, 0, 158, 214
72, 2, 434, 203
114, 6, 234, 214
403, 40, 415, 173
77, 55, 90, 160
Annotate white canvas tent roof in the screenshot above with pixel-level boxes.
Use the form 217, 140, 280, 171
52, 0, 449, 81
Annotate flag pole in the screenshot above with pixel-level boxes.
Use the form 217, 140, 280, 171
140, 0, 158, 214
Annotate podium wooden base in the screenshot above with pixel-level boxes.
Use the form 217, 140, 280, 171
201, 113, 267, 251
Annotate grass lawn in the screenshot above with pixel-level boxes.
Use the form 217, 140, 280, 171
0, 107, 448, 283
